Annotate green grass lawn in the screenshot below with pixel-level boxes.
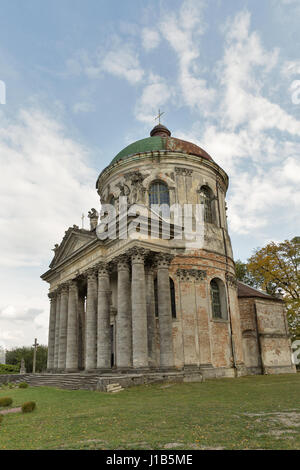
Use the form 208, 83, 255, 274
0, 374, 299, 450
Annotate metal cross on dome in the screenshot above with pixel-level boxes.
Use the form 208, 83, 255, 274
155, 109, 165, 124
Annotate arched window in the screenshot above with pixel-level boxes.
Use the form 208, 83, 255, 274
109, 195, 115, 207
149, 181, 170, 206
170, 278, 176, 318
210, 280, 222, 318
210, 278, 228, 320
199, 186, 213, 223
154, 277, 176, 318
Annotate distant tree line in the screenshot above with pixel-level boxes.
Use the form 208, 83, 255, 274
5, 345, 48, 373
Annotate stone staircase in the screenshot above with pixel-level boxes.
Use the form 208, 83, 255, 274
0, 369, 203, 391
16, 373, 101, 390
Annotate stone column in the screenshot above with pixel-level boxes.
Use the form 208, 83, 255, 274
155, 253, 174, 369
66, 280, 78, 371
97, 263, 111, 369
54, 289, 61, 370
116, 255, 132, 369
85, 268, 98, 370
146, 265, 157, 367
58, 283, 69, 371
47, 291, 57, 371
77, 294, 85, 370
130, 247, 149, 368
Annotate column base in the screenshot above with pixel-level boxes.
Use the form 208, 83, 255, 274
183, 364, 199, 371
132, 367, 150, 374
65, 368, 80, 373
95, 367, 113, 374
158, 366, 178, 373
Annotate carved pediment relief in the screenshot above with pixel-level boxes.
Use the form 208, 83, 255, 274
49, 227, 97, 268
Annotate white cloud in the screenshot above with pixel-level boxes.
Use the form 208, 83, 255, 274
159, 0, 215, 111
0, 107, 99, 348
101, 44, 144, 84
176, 9, 300, 237
135, 74, 173, 123
141, 28, 161, 51
66, 41, 144, 85
72, 101, 95, 114
0, 108, 98, 267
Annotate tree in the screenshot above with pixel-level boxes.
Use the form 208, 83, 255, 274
235, 260, 260, 288
245, 237, 300, 340
5, 345, 48, 373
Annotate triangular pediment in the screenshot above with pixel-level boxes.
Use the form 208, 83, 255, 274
49, 227, 97, 268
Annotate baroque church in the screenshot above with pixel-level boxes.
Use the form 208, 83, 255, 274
42, 123, 296, 381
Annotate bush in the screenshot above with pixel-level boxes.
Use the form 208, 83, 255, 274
21, 401, 36, 413
18, 382, 28, 389
0, 364, 19, 374
0, 415, 3, 424
0, 397, 13, 407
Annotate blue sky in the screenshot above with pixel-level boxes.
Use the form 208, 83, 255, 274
0, 0, 300, 349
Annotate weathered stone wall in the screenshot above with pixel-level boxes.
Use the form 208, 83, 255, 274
0, 374, 26, 384
167, 252, 243, 376
238, 297, 296, 374
255, 299, 296, 374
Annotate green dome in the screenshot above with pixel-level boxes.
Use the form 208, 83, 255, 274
111, 136, 168, 165
110, 124, 213, 165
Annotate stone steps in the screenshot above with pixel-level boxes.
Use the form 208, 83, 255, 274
15, 374, 101, 390
0, 370, 203, 391
106, 383, 124, 393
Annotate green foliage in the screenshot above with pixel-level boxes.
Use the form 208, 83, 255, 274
0, 364, 19, 374
236, 237, 300, 341
18, 382, 28, 389
235, 260, 260, 288
21, 401, 36, 413
0, 415, 3, 425
0, 397, 13, 407
5, 345, 48, 373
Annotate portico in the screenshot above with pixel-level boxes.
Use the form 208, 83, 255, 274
46, 248, 175, 373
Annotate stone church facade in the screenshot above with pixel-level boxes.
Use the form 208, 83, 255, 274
42, 124, 296, 378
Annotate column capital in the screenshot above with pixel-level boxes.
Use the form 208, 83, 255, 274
176, 268, 207, 282
59, 283, 69, 294
128, 246, 149, 264
48, 291, 57, 301
115, 253, 130, 271
226, 273, 238, 288
154, 252, 174, 269
96, 261, 111, 277
67, 279, 78, 291
86, 266, 98, 281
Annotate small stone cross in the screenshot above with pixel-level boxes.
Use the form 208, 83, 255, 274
155, 109, 164, 124
32, 338, 39, 374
